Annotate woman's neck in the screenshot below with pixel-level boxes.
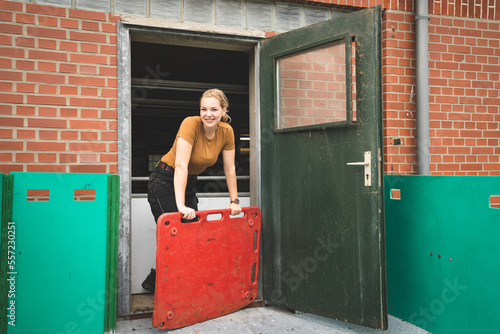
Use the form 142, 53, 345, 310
204, 124, 217, 140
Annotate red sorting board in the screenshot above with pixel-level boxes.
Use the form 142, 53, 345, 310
152, 207, 261, 329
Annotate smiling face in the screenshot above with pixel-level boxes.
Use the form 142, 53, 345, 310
200, 96, 226, 130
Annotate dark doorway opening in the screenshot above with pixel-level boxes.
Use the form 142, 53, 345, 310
130, 41, 250, 195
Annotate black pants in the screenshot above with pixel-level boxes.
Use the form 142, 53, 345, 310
147, 166, 198, 224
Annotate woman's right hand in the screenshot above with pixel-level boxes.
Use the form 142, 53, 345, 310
179, 206, 196, 220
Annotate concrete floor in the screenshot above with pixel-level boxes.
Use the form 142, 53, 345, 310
117, 306, 430, 334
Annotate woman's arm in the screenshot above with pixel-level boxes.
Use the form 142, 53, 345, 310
223, 148, 242, 215
174, 137, 196, 220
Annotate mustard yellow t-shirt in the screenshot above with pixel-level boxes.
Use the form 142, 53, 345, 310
161, 116, 235, 175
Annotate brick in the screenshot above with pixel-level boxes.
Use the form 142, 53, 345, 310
38, 153, 57, 162
27, 73, 66, 84
69, 119, 106, 130
100, 45, 116, 55
107, 78, 117, 88
60, 86, 78, 95
26, 3, 67, 17
38, 106, 58, 117
68, 142, 106, 152
0, 35, 12, 45
15, 36, 35, 47
0, 105, 12, 116
60, 108, 77, 118
60, 63, 77, 73
16, 106, 35, 116
16, 60, 35, 70
27, 26, 66, 39
81, 109, 98, 118
16, 83, 36, 93
484, 98, 500, 105
60, 41, 79, 52
0, 128, 12, 138
29, 49, 67, 62
82, 21, 100, 31
0, 1, 23, 11
0, 81, 13, 91
27, 165, 66, 173
38, 38, 58, 50
0, 23, 22, 35
0, 46, 25, 58
81, 131, 98, 140
459, 28, 481, 37
38, 15, 58, 28
70, 165, 107, 173
1, 141, 23, 150
99, 66, 117, 76
484, 130, 500, 138
71, 31, 108, 44
38, 61, 57, 72
28, 118, 67, 128
80, 154, 97, 163
27, 95, 66, 106
60, 153, 77, 163
102, 22, 116, 33
81, 43, 99, 53
70, 98, 106, 108
80, 65, 97, 74
0, 58, 12, 68
27, 141, 66, 151
61, 130, 78, 140
16, 153, 35, 162
69, 9, 107, 22
100, 153, 117, 163
100, 131, 117, 141
0, 153, 12, 162
60, 18, 79, 29
0, 93, 23, 104
70, 53, 108, 65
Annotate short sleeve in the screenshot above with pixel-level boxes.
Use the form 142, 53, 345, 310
177, 117, 199, 145
223, 125, 235, 150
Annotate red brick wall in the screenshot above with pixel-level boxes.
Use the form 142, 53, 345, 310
383, 2, 500, 175
0, 0, 119, 173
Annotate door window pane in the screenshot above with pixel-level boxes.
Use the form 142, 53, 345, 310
277, 39, 348, 130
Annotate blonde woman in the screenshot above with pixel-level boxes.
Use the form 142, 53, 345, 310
143, 88, 242, 292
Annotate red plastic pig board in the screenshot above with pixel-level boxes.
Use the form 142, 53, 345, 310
152, 207, 261, 329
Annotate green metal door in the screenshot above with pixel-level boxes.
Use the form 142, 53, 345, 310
260, 6, 386, 330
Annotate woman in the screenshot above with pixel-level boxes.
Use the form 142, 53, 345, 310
142, 88, 242, 292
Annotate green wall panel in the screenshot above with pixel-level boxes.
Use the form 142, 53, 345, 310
385, 175, 500, 334
0, 173, 118, 334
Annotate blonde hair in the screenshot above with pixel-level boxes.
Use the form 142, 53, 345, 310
201, 88, 231, 123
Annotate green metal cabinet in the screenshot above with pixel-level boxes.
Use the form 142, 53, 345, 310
0, 173, 118, 334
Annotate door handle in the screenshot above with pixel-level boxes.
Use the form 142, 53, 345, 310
346, 151, 371, 186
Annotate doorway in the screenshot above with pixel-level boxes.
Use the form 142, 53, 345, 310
124, 32, 260, 315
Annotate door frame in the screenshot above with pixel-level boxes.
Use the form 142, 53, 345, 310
117, 20, 263, 316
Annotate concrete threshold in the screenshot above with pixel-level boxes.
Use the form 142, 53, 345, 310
116, 306, 430, 334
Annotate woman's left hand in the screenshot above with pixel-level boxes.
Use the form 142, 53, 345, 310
227, 203, 242, 216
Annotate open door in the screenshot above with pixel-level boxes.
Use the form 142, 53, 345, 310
260, 6, 387, 330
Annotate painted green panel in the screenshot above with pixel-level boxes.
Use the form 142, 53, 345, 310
5, 173, 112, 333
260, 6, 386, 330
385, 175, 500, 334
